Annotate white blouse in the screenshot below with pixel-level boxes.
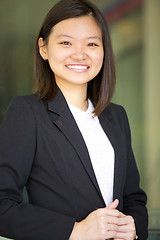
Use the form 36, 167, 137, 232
68, 100, 115, 206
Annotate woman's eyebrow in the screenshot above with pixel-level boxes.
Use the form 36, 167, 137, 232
87, 36, 102, 41
56, 34, 102, 41
56, 34, 73, 39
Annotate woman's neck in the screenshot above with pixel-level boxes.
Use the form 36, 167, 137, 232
57, 82, 88, 111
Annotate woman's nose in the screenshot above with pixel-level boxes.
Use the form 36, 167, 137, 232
71, 46, 87, 61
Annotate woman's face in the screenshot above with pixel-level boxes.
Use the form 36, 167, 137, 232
39, 16, 104, 90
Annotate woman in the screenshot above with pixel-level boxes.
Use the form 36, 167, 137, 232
0, 0, 148, 239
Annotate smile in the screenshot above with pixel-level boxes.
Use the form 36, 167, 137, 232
65, 64, 89, 72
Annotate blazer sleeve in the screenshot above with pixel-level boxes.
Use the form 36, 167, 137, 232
0, 97, 75, 240
118, 106, 148, 240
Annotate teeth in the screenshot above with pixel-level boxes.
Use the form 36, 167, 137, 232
67, 65, 88, 70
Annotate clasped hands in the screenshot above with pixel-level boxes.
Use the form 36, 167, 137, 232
70, 199, 137, 240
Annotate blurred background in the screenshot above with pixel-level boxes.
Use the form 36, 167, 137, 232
0, 0, 160, 239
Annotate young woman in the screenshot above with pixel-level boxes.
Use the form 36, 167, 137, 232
0, 0, 148, 239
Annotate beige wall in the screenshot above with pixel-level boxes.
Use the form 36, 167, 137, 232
110, 0, 160, 231
143, 0, 160, 210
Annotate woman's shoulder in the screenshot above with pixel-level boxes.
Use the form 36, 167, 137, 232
9, 92, 45, 110
12, 92, 40, 104
101, 102, 130, 129
103, 102, 127, 117
3, 93, 46, 122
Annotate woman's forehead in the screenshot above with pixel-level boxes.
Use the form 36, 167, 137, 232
50, 16, 102, 38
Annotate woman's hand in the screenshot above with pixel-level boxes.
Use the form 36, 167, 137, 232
114, 212, 137, 240
69, 199, 120, 240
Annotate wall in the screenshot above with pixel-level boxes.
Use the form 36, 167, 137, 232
109, 0, 160, 236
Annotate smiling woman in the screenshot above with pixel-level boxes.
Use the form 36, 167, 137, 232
0, 0, 148, 239
34, 0, 116, 116
38, 16, 104, 109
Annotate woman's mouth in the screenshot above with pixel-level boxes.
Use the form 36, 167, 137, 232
65, 64, 89, 72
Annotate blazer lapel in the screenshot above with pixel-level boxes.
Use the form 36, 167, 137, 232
99, 108, 126, 204
47, 90, 103, 200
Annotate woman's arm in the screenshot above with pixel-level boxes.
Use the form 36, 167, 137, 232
0, 97, 75, 240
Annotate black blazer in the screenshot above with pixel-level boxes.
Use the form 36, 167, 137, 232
0, 90, 148, 240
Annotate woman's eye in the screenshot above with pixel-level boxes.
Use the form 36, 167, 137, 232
61, 41, 71, 46
88, 43, 98, 47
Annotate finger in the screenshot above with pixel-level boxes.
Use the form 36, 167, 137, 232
119, 211, 126, 217
102, 208, 120, 217
105, 215, 120, 225
117, 221, 136, 235
106, 230, 117, 239
107, 223, 119, 232
114, 231, 135, 240
117, 224, 132, 232
118, 215, 135, 226
107, 199, 119, 209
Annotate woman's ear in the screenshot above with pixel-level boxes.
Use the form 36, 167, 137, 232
38, 37, 48, 60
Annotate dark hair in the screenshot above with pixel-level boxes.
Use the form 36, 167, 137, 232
34, 0, 116, 116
